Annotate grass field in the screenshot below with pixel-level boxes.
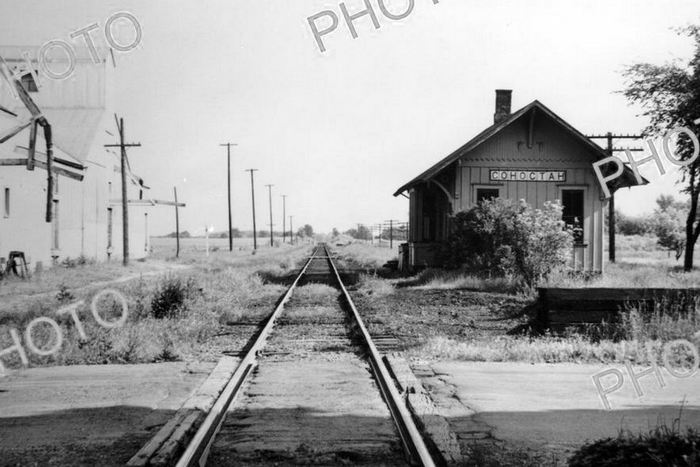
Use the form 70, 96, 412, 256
0, 237, 311, 370
2, 234, 698, 370
336, 237, 700, 367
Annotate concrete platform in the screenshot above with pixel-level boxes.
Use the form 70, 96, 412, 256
0, 362, 216, 466
421, 361, 700, 461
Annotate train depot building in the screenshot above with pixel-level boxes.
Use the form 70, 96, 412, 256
394, 90, 640, 273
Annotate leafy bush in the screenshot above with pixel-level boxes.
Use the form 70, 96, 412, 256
150, 275, 201, 319
652, 196, 687, 260
440, 199, 573, 287
615, 211, 654, 236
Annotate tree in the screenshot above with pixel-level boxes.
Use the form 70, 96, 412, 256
345, 225, 371, 240
331, 227, 339, 237
621, 26, 700, 270
653, 195, 687, 260
297, 224, 314, 238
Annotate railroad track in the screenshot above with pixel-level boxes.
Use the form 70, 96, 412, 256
176, 244, 435, 466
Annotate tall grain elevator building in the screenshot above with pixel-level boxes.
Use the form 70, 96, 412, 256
0, 46, 153, 270
394, 90, 640, 272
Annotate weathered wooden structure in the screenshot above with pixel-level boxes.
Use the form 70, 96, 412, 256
537, 287, 700, 332
394, 90, 642, 272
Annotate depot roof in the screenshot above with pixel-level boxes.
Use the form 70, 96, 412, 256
394, 100, 644, 196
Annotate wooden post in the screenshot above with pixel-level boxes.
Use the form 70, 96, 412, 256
227, 145, 232, 252
282, 195, 287, 244
104, 116, 141, 266
390, 220, 394, 249
43, 121, 53, 223
266, 184, 274, 247
606, 132, 615, 264
246, 169, 258, 250
119, 119, 128, 265
220, 143, 237, 252
174, 186, 180, 258
289, 216, 293, 245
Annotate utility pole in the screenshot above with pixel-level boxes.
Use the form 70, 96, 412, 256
384, 220, 401, 249
105, 115, 141, 266
587, 132, 643, 263
289, 215, 294, 245
282, 195, 287, 244
220, 142, 237, 252
266, 184, 274, 247
174, 186, 180, 258
245, 169, 258, 250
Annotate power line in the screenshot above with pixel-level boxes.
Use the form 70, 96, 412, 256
587, 132, 644, 263
104, 115, 141, 266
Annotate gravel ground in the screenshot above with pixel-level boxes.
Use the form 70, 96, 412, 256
351, 287, 534, 349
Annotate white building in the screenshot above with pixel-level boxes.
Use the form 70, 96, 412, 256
0, 46, 152, 271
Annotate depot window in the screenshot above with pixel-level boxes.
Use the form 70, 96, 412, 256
476, 188, 500, 204
562, 189, 584, 243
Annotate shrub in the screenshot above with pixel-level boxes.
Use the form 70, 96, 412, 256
653, 199, 687, 261
150, 275, 201, 319
568, 426, 700, 467
615, 210, 654, 236
440, 199, 573, 287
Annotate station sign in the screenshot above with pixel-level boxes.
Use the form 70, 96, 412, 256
489, 169, 567, 182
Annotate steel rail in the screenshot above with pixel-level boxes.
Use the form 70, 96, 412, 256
176, 250, 318, 467
323, 244, 436, 467
176, 244, 435, 467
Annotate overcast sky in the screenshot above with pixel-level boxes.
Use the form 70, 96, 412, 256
1, 0, 699, 234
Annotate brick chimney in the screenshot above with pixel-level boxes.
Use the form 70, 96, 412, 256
494, 89, 512, 124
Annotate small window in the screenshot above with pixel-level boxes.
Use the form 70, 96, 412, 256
20, 72, 38, 93
476, 188, 499, 204
562, 189, 585, 243
3, 188, 9, 218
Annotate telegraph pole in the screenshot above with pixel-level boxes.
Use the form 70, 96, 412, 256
246, 169, 258, 250
289, 215, 294, 245
220, 142, 237, 251
282, 195, 287, 244
174, 186, 180, 258
266, 184, 274, 247
105, 115, 141, 266
587, 132, 643, 263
